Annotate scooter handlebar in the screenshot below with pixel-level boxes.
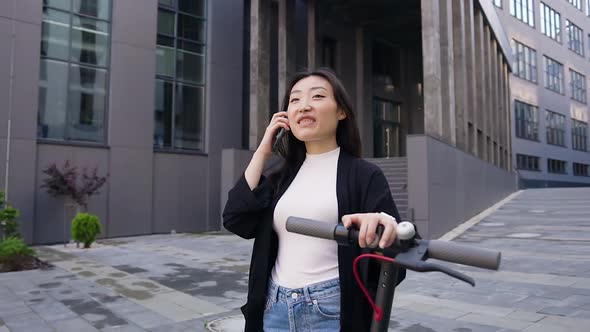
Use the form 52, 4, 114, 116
426, 240, 501, 270
286, 216, 501, 271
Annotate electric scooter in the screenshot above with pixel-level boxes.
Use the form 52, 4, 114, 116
285, 217, 501, 332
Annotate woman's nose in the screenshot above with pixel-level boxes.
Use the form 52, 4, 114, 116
299, 104, 311, 112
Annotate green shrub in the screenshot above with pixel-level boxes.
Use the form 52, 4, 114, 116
0, 237, 35, 268
71, 213, 102, 248
0, 192, 21, 239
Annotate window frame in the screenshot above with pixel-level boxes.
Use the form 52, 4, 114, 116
569, 69, 587, 104
540, 2, 561, 42
516, 153, 541, 171
572, 119, 588, 151
547, 158, 567, 174
38, 0, 113, 145
510, 0, 535, 27
566, 19, 585, 56
513, 39, 537, 83
545, 110, 567, 147
543, 55, 564, 94
154, 0, 208, 152
514, 100, 539, 141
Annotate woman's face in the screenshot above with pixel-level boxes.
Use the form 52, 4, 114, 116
286, 75, 346, 148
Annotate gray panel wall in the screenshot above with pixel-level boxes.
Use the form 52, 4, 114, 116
220, 148, 255, 230
153, 153, 209, 233
34, 145, 109, 244
407, 134, 517, 239
205, 0, 245, 230
105, 0, 157, 237
0, 1, 42, 243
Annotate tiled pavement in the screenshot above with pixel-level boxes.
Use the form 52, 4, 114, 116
0, 187, 589, 331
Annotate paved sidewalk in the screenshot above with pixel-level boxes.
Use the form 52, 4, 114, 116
0, 187, 589, 331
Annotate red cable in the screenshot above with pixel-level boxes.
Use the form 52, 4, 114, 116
352, 253, 396, 322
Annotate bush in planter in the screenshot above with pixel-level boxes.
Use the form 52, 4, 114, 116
71, 213, 102, 248
0, 237, 36, 271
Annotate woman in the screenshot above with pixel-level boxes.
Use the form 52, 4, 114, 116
223, 69, 407, 331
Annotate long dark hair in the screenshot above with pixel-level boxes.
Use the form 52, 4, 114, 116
270, 68, 361, 185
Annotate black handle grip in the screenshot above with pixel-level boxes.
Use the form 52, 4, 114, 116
427, 240, 501, 270
286, 217, 337, 240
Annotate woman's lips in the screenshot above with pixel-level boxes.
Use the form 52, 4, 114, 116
298, 118, 316, 127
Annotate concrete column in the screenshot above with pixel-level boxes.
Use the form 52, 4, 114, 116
463, 0, 477, 155
483, 25, 492, 163
499, 54, 507, 169
452, 0, 468, 151
278, 0, 296, 109
491, 41, 499, 166
439, 0, 456, 145
249, 0, 271, 150
307, 0, 316, 69
504, 64, 512, 170
421, 0, 443, 139
474, 9, 485, 159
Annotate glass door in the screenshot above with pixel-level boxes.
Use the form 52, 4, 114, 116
373, 98, 401, 158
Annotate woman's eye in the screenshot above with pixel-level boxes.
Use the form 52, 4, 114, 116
290, 98, 299, 103
313, 94, 325, 99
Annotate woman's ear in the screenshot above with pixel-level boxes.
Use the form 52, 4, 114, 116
337, 109, 347, 120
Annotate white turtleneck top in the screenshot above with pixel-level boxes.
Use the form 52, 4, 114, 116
271, 147, 340, 288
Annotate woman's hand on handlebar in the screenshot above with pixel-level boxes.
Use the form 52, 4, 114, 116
342, 213, 397, 249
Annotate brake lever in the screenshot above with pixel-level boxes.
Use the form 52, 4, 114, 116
385, 244, 475, 286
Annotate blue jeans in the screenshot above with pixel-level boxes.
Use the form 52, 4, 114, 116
263, 277, 341, 332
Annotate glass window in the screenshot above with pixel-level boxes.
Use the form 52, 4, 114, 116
73, 0, 110, 20
566, 20, 584, 56
493, 0, 502, 8
543, 56, 564, 94
37, 1, 111, 144
154, 79, 174, 148
570, 69, 587, 103
573, 163, 589, 176
546, 110, 566, 147
540, 2, 561, 42
155, 0, 207, 151
70, 16, 109, 66
510, 0, 534, 27
179, 0, 205, 17
514, 100, 539, 141
67, 64, 107, 142
513, 40, 537, 83
38, 59, 69, 139
158, 9, 175, 36
568, 0, 583, 11
43, 0, 71, 11
547, 159, 567, 174
572, 119, 588, 151
516, 154, 540, 171
41, 9, 70, 60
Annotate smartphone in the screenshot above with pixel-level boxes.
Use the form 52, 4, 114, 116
273, 112, 287, 150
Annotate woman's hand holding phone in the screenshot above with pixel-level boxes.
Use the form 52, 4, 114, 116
244, 111, 290, 190
257, 111, 290, 157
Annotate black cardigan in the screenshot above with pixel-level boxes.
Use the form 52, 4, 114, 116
223, 150, 406, 332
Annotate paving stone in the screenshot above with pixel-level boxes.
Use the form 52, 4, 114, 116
2, 312, 54, 332
50, 317, 100, 331
30, 300, 78, 321
122, 310, 174, 329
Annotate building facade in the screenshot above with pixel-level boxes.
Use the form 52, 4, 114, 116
1, 0, 245, 244
494, 0, 590, 187
225, 0, 517, 238
1, 0, 515, 244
